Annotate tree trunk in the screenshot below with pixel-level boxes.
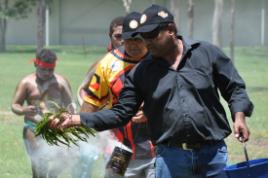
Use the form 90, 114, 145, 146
37, 0, 46, 52
122, 0, 132, 13
170, 0, 180, 33
212, 0, 223, 48
188, 0, 194, 38
0, 18, 7, 52
261, 0, 266, 46
0, 0, 8, 52
230, 0, 235, 61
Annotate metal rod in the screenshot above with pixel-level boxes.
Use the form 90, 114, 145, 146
240, 137, 250, 167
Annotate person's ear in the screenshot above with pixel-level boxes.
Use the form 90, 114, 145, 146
167, 24, 175, 35
168, 30, 176, 37
168, 23, 178, 31
169, 31, 175, 36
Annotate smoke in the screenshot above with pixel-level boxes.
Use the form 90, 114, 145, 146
24, 130, 123, 177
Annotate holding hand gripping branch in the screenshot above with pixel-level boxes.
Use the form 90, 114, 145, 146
35, 101, 96, 147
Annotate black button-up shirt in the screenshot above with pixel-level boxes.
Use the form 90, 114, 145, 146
81, 37, 254, 145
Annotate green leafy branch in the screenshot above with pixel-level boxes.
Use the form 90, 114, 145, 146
35, 101, 95, 147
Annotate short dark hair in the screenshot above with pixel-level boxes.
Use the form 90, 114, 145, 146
159, 23, 178, 34
167, 23, 178, 34
36, 49, 57, 63
109, 16, 124, 37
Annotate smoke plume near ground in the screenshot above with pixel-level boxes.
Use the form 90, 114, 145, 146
24, 130, 123, 177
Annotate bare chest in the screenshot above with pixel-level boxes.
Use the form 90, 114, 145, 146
27, 79, 63, 105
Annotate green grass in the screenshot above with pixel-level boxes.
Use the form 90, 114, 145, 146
224, 47, 268, 164
0, 115, 29, 178
0, 45, 268, 177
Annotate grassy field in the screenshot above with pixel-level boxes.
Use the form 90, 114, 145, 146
0, 46, 268, 177
224, 47, 268, 162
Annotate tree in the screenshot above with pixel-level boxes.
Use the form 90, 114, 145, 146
0, 0, 35, 52
170, 0, 180, 33
37, 0, 46, 52
230, 0, 235, 61
187, 0, 194, 38
122, 0, 132, 13
212, 0, 224, 48
36, 0, 52, 52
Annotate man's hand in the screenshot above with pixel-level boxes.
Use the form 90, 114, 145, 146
233, 112, 250, 142
131, 110, 147, 123
49, 113, 81, 130
23, 105, 40, 117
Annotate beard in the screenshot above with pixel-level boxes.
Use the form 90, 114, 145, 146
148, 36, 175, 58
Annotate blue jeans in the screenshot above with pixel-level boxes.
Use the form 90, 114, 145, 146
155, 141, 228, 178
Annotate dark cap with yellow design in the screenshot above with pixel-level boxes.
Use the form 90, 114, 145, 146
122, 11, 141, 40
138, 4, 174, 33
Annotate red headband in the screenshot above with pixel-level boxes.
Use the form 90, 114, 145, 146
34, 58, 56, 69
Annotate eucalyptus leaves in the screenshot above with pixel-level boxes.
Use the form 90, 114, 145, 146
35, 101, 95, 147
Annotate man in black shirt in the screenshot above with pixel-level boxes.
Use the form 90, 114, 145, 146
50, 4, 253, 178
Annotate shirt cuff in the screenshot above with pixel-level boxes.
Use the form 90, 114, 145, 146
230, 101, 254, 119
80, 112, 95, 128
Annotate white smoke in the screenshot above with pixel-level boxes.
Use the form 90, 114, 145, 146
24, 130, 122, 177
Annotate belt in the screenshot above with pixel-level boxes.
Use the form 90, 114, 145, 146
162, 140, 220, 150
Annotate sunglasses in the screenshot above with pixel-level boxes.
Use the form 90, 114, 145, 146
140, 24, 168, 39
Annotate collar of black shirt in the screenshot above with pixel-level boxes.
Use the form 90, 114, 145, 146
177, 35, 200, 56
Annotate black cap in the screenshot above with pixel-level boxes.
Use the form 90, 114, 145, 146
122, 12, 141, 39
138, 4, 174, 33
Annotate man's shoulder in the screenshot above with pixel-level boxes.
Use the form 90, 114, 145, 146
196, 41, 226, 58
14, 74, 37, 93
139, 54, 153, 65
54, 73, 69, 84
181, 36, 216, 51
129, 56, 154, 76
198, 40, 217, 48
19, 73, 35, 85
188, 39, 218, 52
96, 51, 131, 76
97, 51, 121, 67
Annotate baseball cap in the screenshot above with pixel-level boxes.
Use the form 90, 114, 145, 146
138, 4, 174, 33
122, 12, 141, 40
